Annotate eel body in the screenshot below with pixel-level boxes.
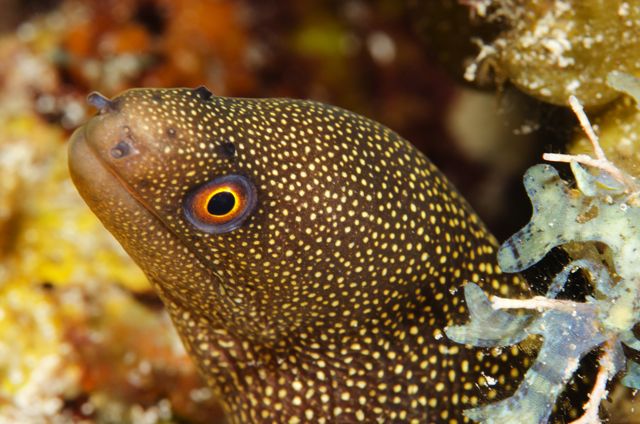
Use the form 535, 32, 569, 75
68, 87, 530, 423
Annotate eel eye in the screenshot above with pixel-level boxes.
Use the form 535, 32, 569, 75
184, 175, 257, 234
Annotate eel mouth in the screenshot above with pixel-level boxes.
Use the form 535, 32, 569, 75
68, 92, 167, 232
68, 113, 230, 307
68, 117, 172, 254
68, 118, 155, 227
68, 123, 139, 216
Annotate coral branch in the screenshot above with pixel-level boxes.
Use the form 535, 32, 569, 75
543, 96, 639, 193
542, 153, 633, 190
568, 96, 605, 161
569, 339, 619, 424
491, 295, 594, 314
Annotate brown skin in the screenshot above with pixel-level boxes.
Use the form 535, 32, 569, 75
69, 87, 531, 423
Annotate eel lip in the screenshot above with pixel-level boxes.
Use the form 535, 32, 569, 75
68, 125, 90, 186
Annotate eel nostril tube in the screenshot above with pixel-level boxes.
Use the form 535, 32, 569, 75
110, 140, 133, 159
87, 92, 116, 113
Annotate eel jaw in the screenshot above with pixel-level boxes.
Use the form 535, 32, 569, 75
68, 124, 141, 220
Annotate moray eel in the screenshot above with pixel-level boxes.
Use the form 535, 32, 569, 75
68, 87, 531, 423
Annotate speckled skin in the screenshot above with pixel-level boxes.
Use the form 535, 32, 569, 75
69, 88, 531, 423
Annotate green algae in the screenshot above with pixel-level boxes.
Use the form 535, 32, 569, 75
465, 1, 640, 107
445, 73, 640, 423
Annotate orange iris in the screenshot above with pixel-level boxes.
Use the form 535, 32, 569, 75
184, 174, 257, 233
191, 184, 244, 224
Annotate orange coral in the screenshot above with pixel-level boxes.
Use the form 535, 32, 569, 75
60, 0, 256, 95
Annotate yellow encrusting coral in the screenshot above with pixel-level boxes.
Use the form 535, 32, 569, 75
0, 6, 224, 421
0, 119, 223, 421
0, 109, 225, 423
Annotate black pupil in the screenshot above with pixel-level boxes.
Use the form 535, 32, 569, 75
207, 191, 236, 216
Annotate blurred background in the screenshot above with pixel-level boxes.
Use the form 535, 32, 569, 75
0, 0, 638, 422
